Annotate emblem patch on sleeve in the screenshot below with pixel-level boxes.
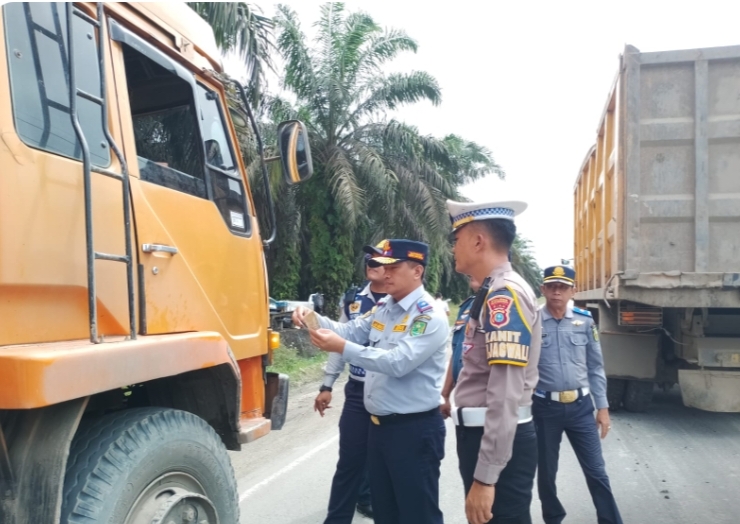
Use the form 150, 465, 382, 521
410, 315, 431, 336
349, 301, 361, 313
592, 324, 600, 342
483, 289, 532, 367
487, 295, 513, 328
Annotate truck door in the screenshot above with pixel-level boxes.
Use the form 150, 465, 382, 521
110, 22, 267, 359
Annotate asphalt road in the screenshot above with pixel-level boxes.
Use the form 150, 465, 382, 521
231, 381, 740, 524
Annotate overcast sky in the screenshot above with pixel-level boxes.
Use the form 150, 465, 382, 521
225, 0, 740, 267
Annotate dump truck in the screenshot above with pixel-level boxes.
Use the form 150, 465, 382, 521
0, 2, 313, 522
574, 44, 740, 413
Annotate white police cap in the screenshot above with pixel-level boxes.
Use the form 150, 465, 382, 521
446, 199, 527, 232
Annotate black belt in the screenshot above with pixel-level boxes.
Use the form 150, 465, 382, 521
370, 407, 438, 426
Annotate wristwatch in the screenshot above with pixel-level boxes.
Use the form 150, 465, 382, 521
319, 385, 332, 393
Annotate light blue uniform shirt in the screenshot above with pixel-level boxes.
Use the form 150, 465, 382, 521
537, 304, 608, 409
317, 285, 448, 416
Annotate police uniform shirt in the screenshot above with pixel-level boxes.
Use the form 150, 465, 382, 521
322, 283, 384, 388
317, 285, 448, 416
451, 295, 476, 383
538, 304, 608, 409
454, 262, 542, 486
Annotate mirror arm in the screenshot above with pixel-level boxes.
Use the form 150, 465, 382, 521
234, 80, 277, 247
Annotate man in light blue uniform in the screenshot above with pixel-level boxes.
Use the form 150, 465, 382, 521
316, 253, 386, 522
294, 239, 448, 524
534, 265, 622, 524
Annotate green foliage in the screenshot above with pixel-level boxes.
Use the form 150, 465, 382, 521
267, 346, 328, 385
205, 2, 542, 309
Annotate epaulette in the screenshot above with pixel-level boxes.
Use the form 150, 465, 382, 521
573, 306, 592, 318
416, 300, 434, 314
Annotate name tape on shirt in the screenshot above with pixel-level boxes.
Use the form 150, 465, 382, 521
393, 314, 410, 332
410, 315, 431, 336
484, 289, 532, 367
371, 320, 385, 331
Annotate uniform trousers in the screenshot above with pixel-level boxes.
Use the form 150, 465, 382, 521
532, 393, 622, 524
456, 421, 537, 524
324, 378, 372, 524
367, 408, 446, 524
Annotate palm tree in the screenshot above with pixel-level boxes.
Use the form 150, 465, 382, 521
188, 2, 274, 103
272, 3, 503, 306
511, 236, 543, 294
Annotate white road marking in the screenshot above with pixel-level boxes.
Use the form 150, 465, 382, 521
238, 434, 340, 503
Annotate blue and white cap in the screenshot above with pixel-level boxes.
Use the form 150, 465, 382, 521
446, 200, 527, 232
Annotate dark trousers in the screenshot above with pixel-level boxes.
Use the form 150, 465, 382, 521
533, 394, 623, 524
324, 379, 372, 524
368, 409, 446, 524
456, 421, 537, 524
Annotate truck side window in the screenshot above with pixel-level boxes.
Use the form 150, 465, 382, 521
122, 44, 206, 199
196, 84, 251, 235
4, 2, 110, 166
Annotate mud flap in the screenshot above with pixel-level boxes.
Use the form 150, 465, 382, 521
265, 372, 289, 430
679, 369, 740, 412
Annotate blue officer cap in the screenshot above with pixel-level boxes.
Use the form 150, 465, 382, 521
543, 265, 576, 286
363, 239, 429, 267
446, 199, 528, 232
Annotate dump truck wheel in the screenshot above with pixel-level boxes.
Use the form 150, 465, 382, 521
606, 378, 627, 411
623, 380, 654, 413
61, 407, 238, 524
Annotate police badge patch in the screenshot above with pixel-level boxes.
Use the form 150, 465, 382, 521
349, 301, 361, 313
487, 295, 513, 328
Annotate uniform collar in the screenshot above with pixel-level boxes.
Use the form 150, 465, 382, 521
486, 261, 513, 280
541, 303, 573, 321
392, 285, 426, 312
358, 283, 373, 297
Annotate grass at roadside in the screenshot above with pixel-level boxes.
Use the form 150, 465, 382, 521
448, 302, 460, 327
267, 346, 328, 386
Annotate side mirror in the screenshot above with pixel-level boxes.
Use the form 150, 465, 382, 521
277, 120, 313, 184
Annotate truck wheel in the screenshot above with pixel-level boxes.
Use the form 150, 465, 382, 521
606, 378, 627, 411
623, 380, 654, 412
61, 407, 239, 524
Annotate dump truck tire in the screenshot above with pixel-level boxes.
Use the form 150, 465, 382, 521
61, 407, 238, 524
623, 380, 654, 413
606, 378, 627, 411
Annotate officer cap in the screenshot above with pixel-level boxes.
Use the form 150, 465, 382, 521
363, 239, 429, 267
446, 199, 527, 232
543, 265, 576, 286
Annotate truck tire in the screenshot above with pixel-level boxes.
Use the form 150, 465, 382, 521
61, 407, 239, 524
623, 380, 654, 413
606, 378, 627, 411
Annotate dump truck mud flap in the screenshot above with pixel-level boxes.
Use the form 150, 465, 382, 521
265, 372, 289, 430
679, 369, 740, 412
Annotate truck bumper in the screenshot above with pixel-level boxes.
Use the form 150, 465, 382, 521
679, 369, 740, 412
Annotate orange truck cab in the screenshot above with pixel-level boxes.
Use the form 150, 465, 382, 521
0, 3, 312, 522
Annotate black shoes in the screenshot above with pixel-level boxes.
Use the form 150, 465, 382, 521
356, 504, 374, 519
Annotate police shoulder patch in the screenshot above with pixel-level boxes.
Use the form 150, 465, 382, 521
483, 288, 532, 367
573, 306, 592, 318
409, 315, 431, 336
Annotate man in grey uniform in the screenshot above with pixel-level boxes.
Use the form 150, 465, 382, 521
447, 199, 541, 524
315, 254, 386, 522
293, 239, 448, 524
535, 265, 622, 524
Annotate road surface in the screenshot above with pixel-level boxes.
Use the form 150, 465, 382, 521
231, 381, 740, 523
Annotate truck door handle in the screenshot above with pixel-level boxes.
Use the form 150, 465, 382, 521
142, 243, 178, 255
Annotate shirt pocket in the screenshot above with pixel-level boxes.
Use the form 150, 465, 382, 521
569, 332, 588, 365
539, 332, 558, 363
368, 329, 383, 347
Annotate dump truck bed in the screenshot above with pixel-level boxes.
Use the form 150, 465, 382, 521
574, 45, 740, 307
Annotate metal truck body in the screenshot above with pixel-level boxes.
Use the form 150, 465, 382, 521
574, 44, 740, 413
0, 2, 311, 522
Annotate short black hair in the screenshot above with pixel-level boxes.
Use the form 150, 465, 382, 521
404, 260, 425, 278
435, 292, 442, 299
474, 219, 516, 251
